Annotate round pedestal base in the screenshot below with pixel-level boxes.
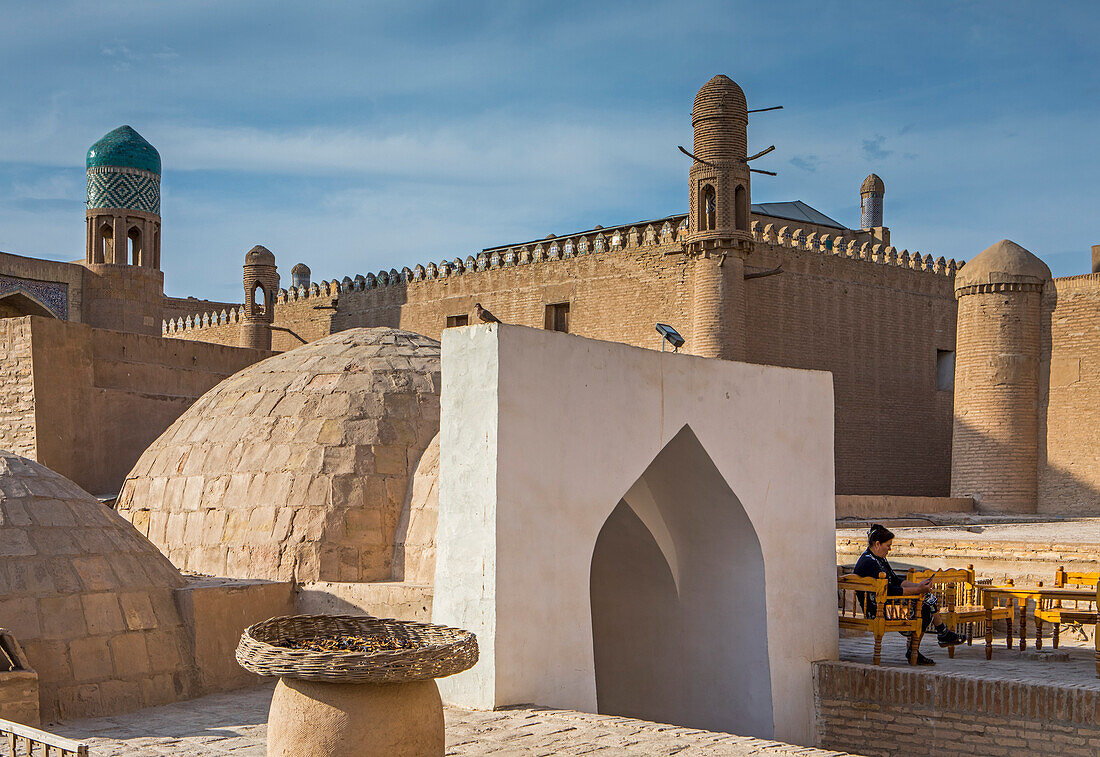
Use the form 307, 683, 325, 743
267, 677, 444, 757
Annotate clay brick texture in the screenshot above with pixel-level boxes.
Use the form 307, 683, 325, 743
0, 319, 36, 459
814, 661, 1100, 757
1039, 274, 1100, 515
169, 224, 958, 496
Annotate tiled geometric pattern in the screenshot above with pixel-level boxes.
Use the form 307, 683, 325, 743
0, 274, 68, 319
87, 167, 161, 215
860, 194, 882, 229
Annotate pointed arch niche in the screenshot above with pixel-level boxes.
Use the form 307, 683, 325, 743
432, 324, 836, 746
590, 425, 771, 734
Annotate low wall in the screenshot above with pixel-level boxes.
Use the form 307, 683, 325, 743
296, 581, 432, 622
174, 579, 295, 694
835, 496, 973, 519
814, 661, 1100, 757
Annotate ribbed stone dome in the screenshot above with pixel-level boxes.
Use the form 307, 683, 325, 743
86, 126, 161, 175
955, 239, 1052, 291
860, 173, 885, 194
291, 262, 311, 275
0, 451, 191, 721
244, 244, 276, 266
115, 328, 442, 583
692, 75, 748, 124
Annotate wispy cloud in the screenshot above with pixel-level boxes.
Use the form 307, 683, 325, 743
860, 135, 893, 162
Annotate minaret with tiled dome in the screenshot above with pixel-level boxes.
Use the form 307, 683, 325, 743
85, 125, 162, 269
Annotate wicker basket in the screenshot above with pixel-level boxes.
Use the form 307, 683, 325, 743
236, 614, 478, 683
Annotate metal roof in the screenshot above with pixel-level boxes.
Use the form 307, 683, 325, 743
750, 200, 845, 229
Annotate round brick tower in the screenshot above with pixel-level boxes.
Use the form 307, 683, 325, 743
83, 125, 164, 334
684, 75, 753, 360
951, 239, 1052, 513
240, 245, 279, 350
860, 173, 885, 229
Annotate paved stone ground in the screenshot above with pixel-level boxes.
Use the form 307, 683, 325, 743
51, 684, 854, 756
839, 631, 1100, 687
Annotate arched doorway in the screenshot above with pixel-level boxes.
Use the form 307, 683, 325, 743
589, 424, 772, 737
0, 291, 57, 319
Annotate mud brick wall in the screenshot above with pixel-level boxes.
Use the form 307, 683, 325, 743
0, 319, 37, 459
1039, 274, 1100, 516
814, 662, 1100, 757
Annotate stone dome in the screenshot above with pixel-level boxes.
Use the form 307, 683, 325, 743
692, 75, 748, 124
0, 451, 192, 721
244, 245, 276, 266
115, 328, 441, 583
86, 125, 161, 175
393, 433, 439, 584
860, 173, 885, 195
954, 239, 1052, 292
291, 262, 311, 275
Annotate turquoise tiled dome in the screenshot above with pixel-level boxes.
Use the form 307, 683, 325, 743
86, 126, 161, 175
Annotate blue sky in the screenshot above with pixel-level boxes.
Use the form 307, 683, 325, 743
1, 1, 1097, 300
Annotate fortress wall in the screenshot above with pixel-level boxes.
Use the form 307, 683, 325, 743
744, 242, 957, 496
6, 316, 270, 495
0, 319, 38, 458
1039, 273, 1100, 515
163, 296, 240, 323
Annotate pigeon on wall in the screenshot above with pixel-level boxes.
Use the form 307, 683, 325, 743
475, 303, 501, 323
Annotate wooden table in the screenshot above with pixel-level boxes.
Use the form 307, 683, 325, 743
981, 585, 1098, 674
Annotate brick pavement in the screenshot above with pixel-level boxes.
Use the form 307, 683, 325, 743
51, 682, 856, 756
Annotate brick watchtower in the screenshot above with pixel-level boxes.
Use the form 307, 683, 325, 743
240, 246, 279, 350
951, 240, 1052, 513
83, 125, 164, 334
683, 75, 753, 360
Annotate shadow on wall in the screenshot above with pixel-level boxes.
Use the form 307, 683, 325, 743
590, 425, 773, 738
952, 415, 1100, 516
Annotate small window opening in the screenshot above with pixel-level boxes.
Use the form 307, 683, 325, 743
251, 283, 267, 316
735, 184, 748, 231
545, 302, 570, 333
446, 314, 469, 328
98, 223, 113, 264
936, 349, 955, 391
700, 185, 716, 231
127, 227, 142, 266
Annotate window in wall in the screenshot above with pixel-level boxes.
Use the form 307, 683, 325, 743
699, 184, 716, 231
936, 349, 955, 391
446, 314, 469, 328
545, 302, 570, 333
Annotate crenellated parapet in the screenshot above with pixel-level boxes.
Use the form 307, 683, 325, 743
163, 215, 959, 336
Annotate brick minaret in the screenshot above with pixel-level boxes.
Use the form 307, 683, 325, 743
951, 239, 1051, 513
684, 75, 753, 360
240, 246, 279, 350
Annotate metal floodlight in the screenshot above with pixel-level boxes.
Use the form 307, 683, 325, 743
655, 323, 685, 352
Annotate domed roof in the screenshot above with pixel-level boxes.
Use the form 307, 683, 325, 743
244, 245, 276, 265
0, 450, 189, 721
861, 173, 885, 194
86, 125, 161, 175
115, 328, 442, 583
291, 262, 311, 274
692, 75, 748, 123
955, 239, 1052, 291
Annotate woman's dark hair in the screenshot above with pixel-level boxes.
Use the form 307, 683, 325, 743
867, 523, 895, 546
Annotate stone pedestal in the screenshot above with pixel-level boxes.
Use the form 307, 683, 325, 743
267, 677, 443, 757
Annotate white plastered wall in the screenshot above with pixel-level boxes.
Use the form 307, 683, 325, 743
433, 324, 837, 746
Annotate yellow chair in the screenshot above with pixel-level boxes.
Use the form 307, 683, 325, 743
906, 565, 1012, 658
838, 572, 924, 665
1036, 567, 1100, 650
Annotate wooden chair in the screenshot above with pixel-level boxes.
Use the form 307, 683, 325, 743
906, 565, 1012, 658
838, 572, 924, 665
1037, 568, 1100, 650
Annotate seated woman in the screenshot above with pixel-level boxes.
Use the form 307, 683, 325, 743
854, 524, 966, 664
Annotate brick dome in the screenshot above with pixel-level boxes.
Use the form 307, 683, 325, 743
692, 75, 748, 125
954, 239, 1051, 292
244, 244, 276, 266
860, 173, 885, 195
0, 451, 191, 721
115, 328, 441, 583
291, 262, 310, 275
86, 125, 161, 175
